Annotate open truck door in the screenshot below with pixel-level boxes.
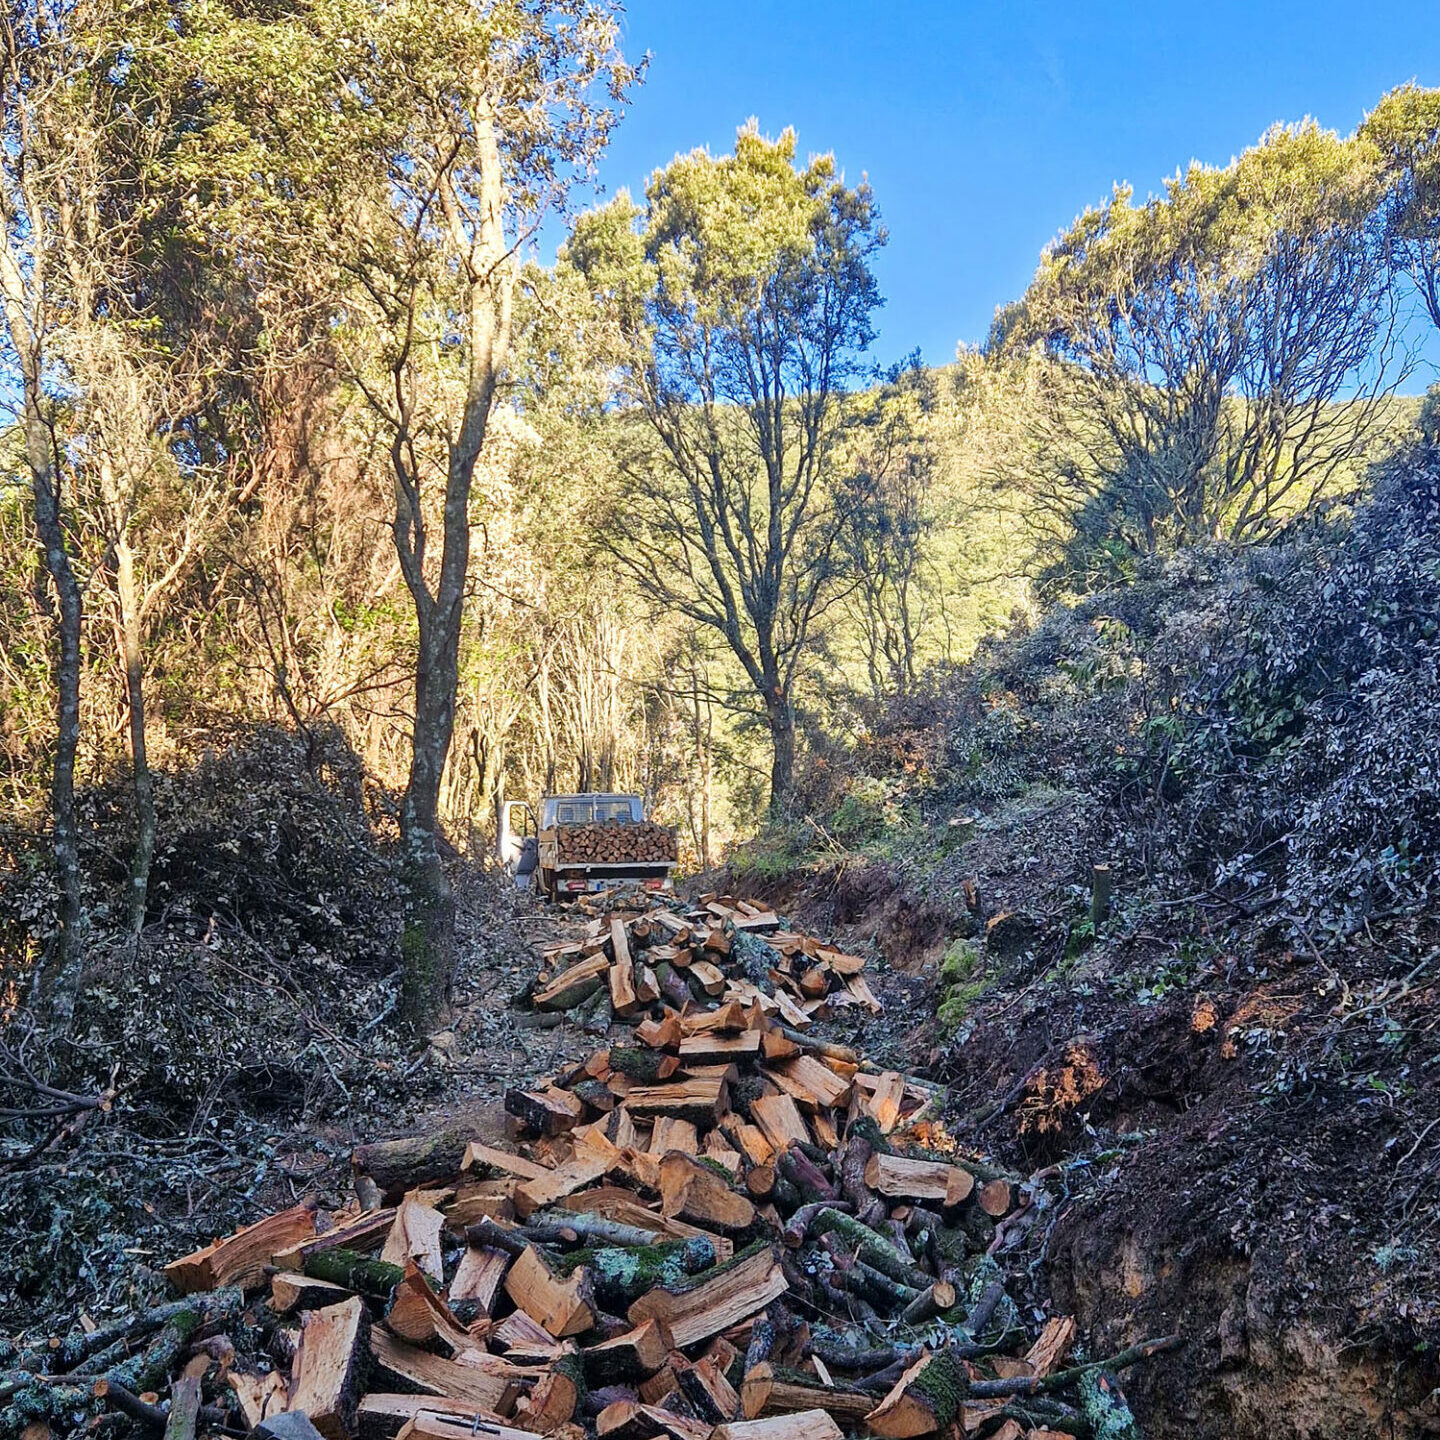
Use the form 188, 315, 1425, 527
498, 800, 538, 889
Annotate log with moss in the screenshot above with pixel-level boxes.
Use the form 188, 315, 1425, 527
303, 1247, 405, 1299
554, 1236, 717, 1311
351, 1124, 481, 1200
801, 1208, 932, 1289
864, 1348, 968, 1437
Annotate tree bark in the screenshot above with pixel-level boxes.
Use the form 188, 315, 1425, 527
766, 690, 796, 817
0, 220, 88, 1024
392, 104, 512, 1033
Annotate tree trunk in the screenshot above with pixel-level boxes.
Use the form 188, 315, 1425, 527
399, 609, 462, 1031
765, 692, 796, 818
24, 393, 87, 1025
100, 444, 156, 940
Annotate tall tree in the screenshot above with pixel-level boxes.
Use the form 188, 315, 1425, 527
1363, 83, 1440, 332
994, 121, 1404, 580
0, 6, 86, 1022
567, 124, 885, 813
207, 0, 635, 1025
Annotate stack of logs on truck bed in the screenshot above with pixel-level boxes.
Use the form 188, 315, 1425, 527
7, 997, 1180, 1440
554, 824, 679, 865
526, 901, 881, 1031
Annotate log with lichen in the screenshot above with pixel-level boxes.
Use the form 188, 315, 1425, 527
554, 1236, 717, 1310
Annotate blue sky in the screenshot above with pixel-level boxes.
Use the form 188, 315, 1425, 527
569, 0, 1440, 375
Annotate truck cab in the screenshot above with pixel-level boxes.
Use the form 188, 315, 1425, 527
500, 792, 676, 901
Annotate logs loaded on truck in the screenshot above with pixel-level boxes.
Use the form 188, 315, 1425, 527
7, 899, 1182, 1440
501, 795, 678, 902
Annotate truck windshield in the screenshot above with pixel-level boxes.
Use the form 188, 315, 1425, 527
551, 796, 640, 825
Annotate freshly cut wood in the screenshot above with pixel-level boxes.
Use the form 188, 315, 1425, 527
899, 1280, 957, 1327
277, 1210, 398, 1271
352, 1126, 484, 1201
358, 1396, 505, 1440
648, 1117, 699, 1155
860, 1072, 906, 1133
560, 1188, 733, 1261
464, 1143, 549, 1182
739, 1365, 873, 1424
505, 1086, 584, 1138
380, 1200, 445, 1284
449, 1245, 511, 1314
702, 1131, 743, 1178
514, 1145, 618, 1220
505, 1246, 596, 1338
516, 1346, 583, 1433
622, 1077, 728, 1126
766, 1055, 851, 1112
368, 1332, 520, 1414
165, 1202, 317, 1293
651, 912, 691, 940
864, 1153, 974, 1207
628, 1245, 787, 1348
393, 1413, 533, 1440
864, 1349, 968, 1438
582, 1321, 667, 1386
289, 1295, 370, 1440
1024, 1316, 1076, 1377
676, 1355, 740, 1423
490, 1309, 564, 1362
719, 1113, 775, 1166
699, 927, 731, 958
749, 1094, 811, 1151
383, 1262, 466, 1350
228, 1371, 288, 1429
680, 1001, 747, 1034
977, 1178, 1013, 1217
596, 1402, 710, 1440
301, 1249, 404, 1300
815, 948, 866, 976
533, 954, 610, 1012
635, 1014, 683, 1050
711, 1413, 843, 1440
689, 961, 727, 997
843, 975, 883, 1015
271, 1273, 352, 1315
658, 1152, 756, 1231
678, 1031, 761, 1065
551, 820, 677, 866
608, 967, 642, 1020
759, 1030, 801, 1064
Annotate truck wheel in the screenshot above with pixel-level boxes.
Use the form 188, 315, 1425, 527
538, 868, 557, 902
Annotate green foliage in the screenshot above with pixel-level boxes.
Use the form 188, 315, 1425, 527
994, 119, 1403, 588
936, 938, 989, 1037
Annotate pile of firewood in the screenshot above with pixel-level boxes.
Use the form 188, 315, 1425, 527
3, 964, 1179, 1440
525, 900, 881, 1032
553, 825, 680, 865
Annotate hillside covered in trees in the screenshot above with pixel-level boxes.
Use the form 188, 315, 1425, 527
4, 5, 1440, 1439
